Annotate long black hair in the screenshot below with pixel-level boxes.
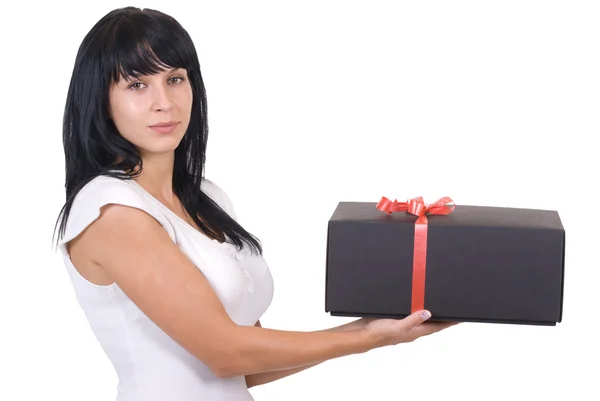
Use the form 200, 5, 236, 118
53, 7, 262, 254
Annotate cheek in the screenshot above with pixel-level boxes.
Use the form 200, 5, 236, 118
178, 86, 194, 114
111, 98, 145, 139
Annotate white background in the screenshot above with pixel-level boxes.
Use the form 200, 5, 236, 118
1, 1, 598, 400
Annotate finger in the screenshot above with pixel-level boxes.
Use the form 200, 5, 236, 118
400, 309, 432, 329
412, 321, 459, 337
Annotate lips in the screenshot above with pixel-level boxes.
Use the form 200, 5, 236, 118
149, 121, 179, 134
150, 121, 178, 127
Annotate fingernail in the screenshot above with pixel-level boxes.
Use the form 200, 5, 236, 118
420, 311, 431, 320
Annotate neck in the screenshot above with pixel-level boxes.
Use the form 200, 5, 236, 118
133, 152, 177, 204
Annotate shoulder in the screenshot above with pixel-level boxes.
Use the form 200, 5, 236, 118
201, 178, 237, 219
58, 175, 159, 250
76, 174, 143, 203
71, 175, 151, 218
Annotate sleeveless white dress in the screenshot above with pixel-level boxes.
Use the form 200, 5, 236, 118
56, 174, 274, 400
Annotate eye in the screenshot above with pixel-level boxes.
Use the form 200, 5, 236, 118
168, 76, 185, 85
128, 82, 146, 90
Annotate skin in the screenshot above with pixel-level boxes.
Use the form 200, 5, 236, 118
67, 66, 458, 388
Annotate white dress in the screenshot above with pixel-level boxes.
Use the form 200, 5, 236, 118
57, 174, 274, 401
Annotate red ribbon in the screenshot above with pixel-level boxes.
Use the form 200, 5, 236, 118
376, 196, 455, 313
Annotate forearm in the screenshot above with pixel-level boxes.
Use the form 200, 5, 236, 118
245, 319, 368, 388
245, 362, 317, 388
220, 321, 375, 378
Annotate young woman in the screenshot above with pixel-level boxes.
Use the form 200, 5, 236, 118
54, 7, 456, 401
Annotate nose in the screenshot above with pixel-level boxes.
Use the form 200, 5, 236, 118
151, 84, 174, 112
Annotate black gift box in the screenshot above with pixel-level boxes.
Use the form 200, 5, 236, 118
325, 201, 565, 326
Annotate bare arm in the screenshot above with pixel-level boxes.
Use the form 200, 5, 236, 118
245, 319, 368, 388
70, 204, 378, 378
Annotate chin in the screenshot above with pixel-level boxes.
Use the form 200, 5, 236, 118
138, 139, 184, 156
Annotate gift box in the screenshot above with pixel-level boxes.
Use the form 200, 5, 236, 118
325, 197, 565, 326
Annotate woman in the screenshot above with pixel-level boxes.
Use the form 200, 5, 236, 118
54, 7, 456, 401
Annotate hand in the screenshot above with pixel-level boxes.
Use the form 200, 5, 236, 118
363, 310, 458, 347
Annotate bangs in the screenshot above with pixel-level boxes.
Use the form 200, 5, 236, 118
103, 10, 196, 83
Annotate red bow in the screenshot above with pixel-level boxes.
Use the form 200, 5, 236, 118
377, 196, 455, 313
376, 196, 455, 220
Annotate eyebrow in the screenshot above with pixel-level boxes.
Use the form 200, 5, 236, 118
122, 67, 181, 81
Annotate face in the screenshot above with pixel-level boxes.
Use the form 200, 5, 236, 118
108, 67, 193, 157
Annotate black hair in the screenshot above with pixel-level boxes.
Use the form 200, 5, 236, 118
53, 7, 262, 254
